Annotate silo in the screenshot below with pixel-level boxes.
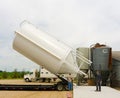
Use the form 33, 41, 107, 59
90, 43, 112, 85
76, 47, 90, 71
13, 21, 91, 76
76, 47, 90, 85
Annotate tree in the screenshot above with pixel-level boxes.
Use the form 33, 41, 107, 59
20, 69, 25, 78
12, 69, 18, 78
2, 71, 7, 79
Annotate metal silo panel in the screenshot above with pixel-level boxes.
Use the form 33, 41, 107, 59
91, 47, 110, 71
112, 60, 120, 81
76, 47, 89, 70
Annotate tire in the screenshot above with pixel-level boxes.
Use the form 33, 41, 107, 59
57, 84, 64, 91
25, 78, 30, 82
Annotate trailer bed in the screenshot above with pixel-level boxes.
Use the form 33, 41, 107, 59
0, 84, 57, 91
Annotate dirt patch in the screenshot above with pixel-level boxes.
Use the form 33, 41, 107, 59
0, 91, 73, 98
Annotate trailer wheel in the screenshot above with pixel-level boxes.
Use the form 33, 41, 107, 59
25, 78, 30, 82
57, 84, 64, 91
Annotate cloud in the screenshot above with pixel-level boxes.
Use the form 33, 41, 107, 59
0, 0, 120, 71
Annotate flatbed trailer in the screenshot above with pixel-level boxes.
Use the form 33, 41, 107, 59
0, 84, 57, 91
0, 76, 69, 91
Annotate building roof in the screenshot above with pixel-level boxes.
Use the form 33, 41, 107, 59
112, 51, 120, 61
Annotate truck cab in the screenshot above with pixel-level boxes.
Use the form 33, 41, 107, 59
24, 69, 38, 82
24, 67, 58, 82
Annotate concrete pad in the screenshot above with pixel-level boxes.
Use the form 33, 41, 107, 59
73, 86, 120, 98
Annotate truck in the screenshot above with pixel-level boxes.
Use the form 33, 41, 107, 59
6, 20, 91, 91
24, 67, 58, 82
24, 69, 39, 82
24, 67, 76, 83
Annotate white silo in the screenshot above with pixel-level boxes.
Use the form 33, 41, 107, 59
13, 21, 91, 75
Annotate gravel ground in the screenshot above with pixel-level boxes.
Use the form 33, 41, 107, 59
0, 91, 72, 98
0, 79, 73, 98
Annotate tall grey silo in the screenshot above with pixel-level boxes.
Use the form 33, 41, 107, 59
91, 43, 112, 86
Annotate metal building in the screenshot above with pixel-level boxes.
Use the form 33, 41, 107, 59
111, 51, 120, 87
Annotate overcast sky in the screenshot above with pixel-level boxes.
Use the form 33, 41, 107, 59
0, 0, 120, 71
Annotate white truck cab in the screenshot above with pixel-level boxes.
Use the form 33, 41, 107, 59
24, 67, 58, 82
24, 70, 37, 82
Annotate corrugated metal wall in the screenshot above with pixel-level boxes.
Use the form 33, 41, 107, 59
111, 59, 120, 87
91, 47, 111, 71
90, 43, 112, 71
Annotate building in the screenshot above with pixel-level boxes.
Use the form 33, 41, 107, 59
111, 51, 120, 87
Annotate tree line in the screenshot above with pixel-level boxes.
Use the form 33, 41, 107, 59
0, 69, 29, 79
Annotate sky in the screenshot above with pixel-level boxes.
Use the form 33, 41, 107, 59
0, 0, 120, 72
